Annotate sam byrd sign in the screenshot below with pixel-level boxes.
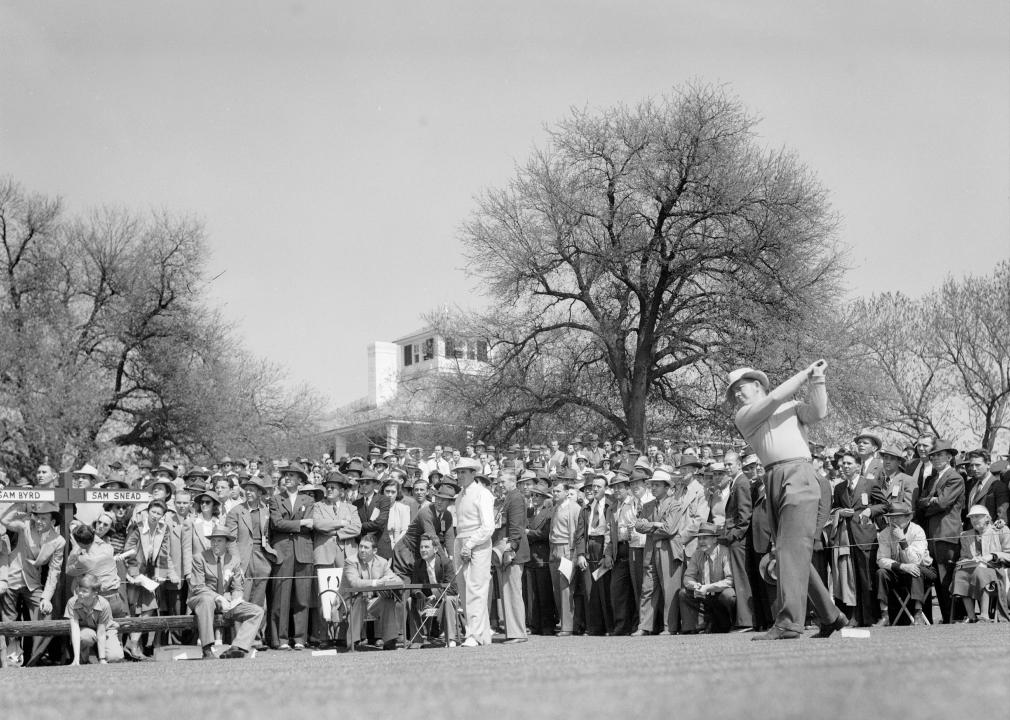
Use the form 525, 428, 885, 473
0, 488, 58, 503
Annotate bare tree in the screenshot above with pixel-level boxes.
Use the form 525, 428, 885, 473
928, 261, 1010, 451
455, 83, 845, 445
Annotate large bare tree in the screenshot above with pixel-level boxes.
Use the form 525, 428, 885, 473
454, 84, 845, 445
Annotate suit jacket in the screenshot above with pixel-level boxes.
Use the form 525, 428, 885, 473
0, 514, 66, 601
354, 492, 392, 558
917, 466, 965, 546
637, 483, 706, 563
493, 489, 530, 565
964, 473, 1010, 528
574, 499, 613, 567
225, 502, 277, 572
525, 502, 554, 568
868, 472, 918, 527
409, 553, 458, 596
310, 501, 361, 566
684, 544, 733, 591
124, 517, 175, 581
720, 472, 753, 545
958, 525, 1010, 564
831, 476, 878, 548
269, 492, 316, 564
391, 503, 454, 577
749, 477, 773, 554
189, 548, 244, 602
341, 554, 402, 597
860, 456, 885, 485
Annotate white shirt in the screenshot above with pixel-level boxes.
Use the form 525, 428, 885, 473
454, 481, 495, 550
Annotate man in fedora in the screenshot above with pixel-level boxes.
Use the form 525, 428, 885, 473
916, 440, 964, 623
392, 482, 456, 577
453, 457, 496, 646
677, 521, 736, 633
524, 479, 556, 635
188, 525, 264, 659
874, 501, 933, 626
718, 451, 753, 630
728, 361, 846, 640
354, 469, 392, 559
225, 475, 278, 613
494, 469, 530, 644
268, 462, 316, 650
632, 469, 687, 635
853, 432, 885, 484
869, 445, 919, 523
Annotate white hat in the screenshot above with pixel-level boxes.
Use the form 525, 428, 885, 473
73, 463, 100, 477
726, 367, 770, 403
455, 457, 482, 473
967, 505, 991, 518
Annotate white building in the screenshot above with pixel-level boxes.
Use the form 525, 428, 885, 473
321, 327, 489, 458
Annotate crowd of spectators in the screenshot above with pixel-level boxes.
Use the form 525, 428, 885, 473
1, 432, 1008, 665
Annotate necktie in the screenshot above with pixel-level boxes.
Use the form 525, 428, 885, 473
216, 556, 224, 595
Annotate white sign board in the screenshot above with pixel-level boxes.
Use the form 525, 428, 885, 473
0, 488, 57, 503
84, 490, 152, 504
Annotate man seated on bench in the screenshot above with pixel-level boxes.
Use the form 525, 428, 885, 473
187, 525, 264, 659
407, 534, 459, 647
66, 573, 124, 665
342, 533, 404, 651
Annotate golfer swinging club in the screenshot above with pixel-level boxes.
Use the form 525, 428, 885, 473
728, 359, 846, 640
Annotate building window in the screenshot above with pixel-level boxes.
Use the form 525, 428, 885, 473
403, 344, 413, 367
423, 338, 434, 361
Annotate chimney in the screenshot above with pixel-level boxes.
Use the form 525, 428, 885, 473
368, 341, 398, 407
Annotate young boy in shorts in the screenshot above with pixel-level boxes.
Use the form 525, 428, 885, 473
66, 573, 124, 665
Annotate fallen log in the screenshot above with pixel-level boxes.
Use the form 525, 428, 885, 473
0, 614, 227, 638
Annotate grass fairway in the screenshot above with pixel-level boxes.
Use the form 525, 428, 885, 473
4, 624, 1009, 719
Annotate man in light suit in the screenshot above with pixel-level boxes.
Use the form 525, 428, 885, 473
916, 440, 965, 623
0, 501, 66, 664
342, 534, 404, 650
225, 475, 277, 651
187, 525, 264, 659
632, 468, 707, 635
268, 463, 315, 650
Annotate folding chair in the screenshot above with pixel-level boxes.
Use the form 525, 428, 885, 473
893, 589, 928, 625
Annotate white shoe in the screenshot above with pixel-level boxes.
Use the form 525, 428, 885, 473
461, 638, 480, 648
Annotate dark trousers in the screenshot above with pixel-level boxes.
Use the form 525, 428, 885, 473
928, 541, 958, 624
676, 588, 736, 633
524, 563, 555, 634
747, 547, 776, 630
610, 543, 637, 634
725, 540, 753, 628
766, 460, 839, 632
580, 536, 613, 635
269, 554, 312, 646
877, 565, 937, 620
849, 545, 877, 626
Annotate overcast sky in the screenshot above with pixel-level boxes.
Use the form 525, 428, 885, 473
2, 1, 1007, 407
